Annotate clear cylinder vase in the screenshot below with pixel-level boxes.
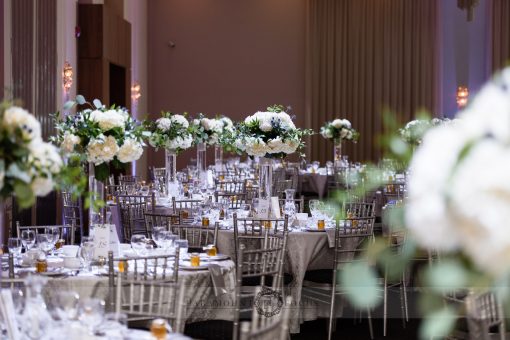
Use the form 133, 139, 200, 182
165, 149, 179, 198
259, 157, 273, 201
0, 201, 4, 253
333, 139, 343, 168
88, 163, 105, 234
214, 145, 223, 172
197, 142, 208, 188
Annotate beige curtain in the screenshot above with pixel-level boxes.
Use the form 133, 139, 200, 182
491, 0, 510, 72
306, 0, 438, 163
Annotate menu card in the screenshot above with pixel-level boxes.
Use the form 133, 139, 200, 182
255, 199, 271, 218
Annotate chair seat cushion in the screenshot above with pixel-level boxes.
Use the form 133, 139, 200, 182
241, 273, 294, 287
303, 269, 334, 284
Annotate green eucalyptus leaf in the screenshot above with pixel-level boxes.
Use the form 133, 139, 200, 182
93, 99, 102, 109
424, 260, 469, 293
76, 95, 86, 105
419, 307, 457, 339
14, 182, 35, 209
63, 101, 75, 110
339, 262, 381, 308
94, 163, 110, 182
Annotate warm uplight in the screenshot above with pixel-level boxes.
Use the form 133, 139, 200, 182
131, 82, 141, 102
456, 86, 469, 109
62, 62, 73, 92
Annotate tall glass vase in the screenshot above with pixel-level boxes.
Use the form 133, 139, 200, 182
333, 139, 343, 168
257, 157, 273, 218
88, 163, 105, 235
165, 149, 179, 197
0, 201, 4, 253
197, 142, 208, 188
214, 145, 223, 172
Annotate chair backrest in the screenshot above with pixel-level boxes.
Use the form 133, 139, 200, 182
169, 223, 219, 249
118, 202, 149, 241
172, 197, 202, 223
118, 175, 139, 186
466, 291, 506, 340
114, 274, 186, 333
144, 212, 181, 238
107, 249, 179, 283
116, 193, 155, 212
16, 222, 77, 245
61, 191, 83, 238
382, 182, 406, 203
273, 180, 293, 199
215, 180, 245, 194
238, 287, 292, 340
215, 192, 249, 209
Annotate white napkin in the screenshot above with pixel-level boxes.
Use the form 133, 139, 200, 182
325, 229, 337, 248
208, 264, 227, 296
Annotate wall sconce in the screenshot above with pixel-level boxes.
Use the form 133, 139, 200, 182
131, 82, 141, 102
456, 86, 469, 109
62, 61, 73, 93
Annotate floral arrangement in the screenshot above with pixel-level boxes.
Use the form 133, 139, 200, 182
145, 112, 193, 153
53, 95, 147, 181
190, 114, 234, 146
320, 118, 359, 142
0, 102, 63, 208
237, 105, 312, 158
399, 117, 454, 146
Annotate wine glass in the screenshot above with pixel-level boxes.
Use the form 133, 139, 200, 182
78, 298, 105, 334
80, 237, 95, 272
159, 231, 177, 252
174, 239, 188, 259
50, 291, 80, 322
309, 200, 321, 219
152, 226, 166, 248
8, 238, 22, 258
45, 227, 60, 255
238, 204, 251, 218
21, 229, 36, 251
36, 234, 53, 255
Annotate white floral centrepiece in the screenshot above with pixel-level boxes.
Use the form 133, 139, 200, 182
190, 114, 235, 146
237, 105, 311, 158
54, 96, 146, 181
320, 118, 359, 142
1, 103, 62, 208
146, 112, 193, 152
406, 68, 510, 277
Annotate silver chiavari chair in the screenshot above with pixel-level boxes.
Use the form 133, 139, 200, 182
233, 231, 288, 340
116, 193, 156, 212
169, 222, 219, 250
215, 192, 249, 209
301, 206, 376, 340
61, 191, 83, 240
143, 212, 181, 238
107, 250, 179, 283
466, 291, 505, 340
273, 179, 293, 199
233, 215, 288, 264
215, 180, 245, 194
172, 197, 202, 223
16, 222, 77, 245
118, 174, 140, 187
239, 286, 292, 340
118, 201, 149, 242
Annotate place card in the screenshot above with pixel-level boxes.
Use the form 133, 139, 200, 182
255, 198, 270, 218
93, 224, 120, 259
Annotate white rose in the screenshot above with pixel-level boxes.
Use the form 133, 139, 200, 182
332, 119, 343, 128
3, 106, 41, 141
179, 135, 193, 149
283, 139, 299, 154
277, 112, 296, 129
61, 132, 81, 153
267, 137, 285, 153
341, 119, 352, 129
90, 109, 126, 131
171, 115, 189, 128
193, 119, 200, 126
117, 138, 144, 163
246, 138, 269, 157
86, 135, 119, 164
340, 129, 349, 139
201, 118, 214, 131
156, 117, 172, 132
31, 177, 54, 197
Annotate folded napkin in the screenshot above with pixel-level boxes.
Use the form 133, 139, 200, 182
325, 229, 337, 248
208, 263, 227, 296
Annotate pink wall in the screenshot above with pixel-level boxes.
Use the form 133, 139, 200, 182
147, 0, 306, 168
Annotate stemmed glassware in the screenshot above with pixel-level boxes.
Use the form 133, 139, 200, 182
78, 298, 105, 334
8, 237, 22, 264
21, 229, 36, 251
80, 236, 95, 272
131, 235, 148, 256
36, 234, 54, 255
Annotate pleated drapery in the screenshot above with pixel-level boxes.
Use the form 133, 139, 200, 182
491, 0, 510, 72
305, 0, 438, 163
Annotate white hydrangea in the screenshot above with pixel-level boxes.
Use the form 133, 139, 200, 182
321, 127, 333, 139
31, 177, 54, 197
3, 106, 41, 141
29, 141, 63, 174
171, 114, 189, 128
86, 135, 119, 164
283, 138, 300, 154
332, 119, 343, 128
259, 120, 273, 132
90, 109, 126, 131
156, 117, 172, 132
117, 138, 144, 163
201, 118, 216, 131
277, 112, 296, 130
61, 132, 81, 153
166, 134, 193, 150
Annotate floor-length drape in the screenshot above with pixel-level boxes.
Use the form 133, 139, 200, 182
306, 0, 438, 163
491, 0, 510, 72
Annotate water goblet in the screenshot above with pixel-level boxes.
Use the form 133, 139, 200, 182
36, 234, 54, 255
174, 239, 189, 259
131, 235, 147, 256
80, 236, 95, 272
78, 298, 105, 334
21, 229, 36, 251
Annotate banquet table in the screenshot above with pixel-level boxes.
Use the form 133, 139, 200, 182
297, 172, 329, 198
5, 255, 237, 325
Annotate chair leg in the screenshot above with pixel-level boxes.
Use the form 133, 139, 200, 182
384, 278, 388, 337
367, 307, 374, 340
399, 285, 406, 329
403, 272, 409, 322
